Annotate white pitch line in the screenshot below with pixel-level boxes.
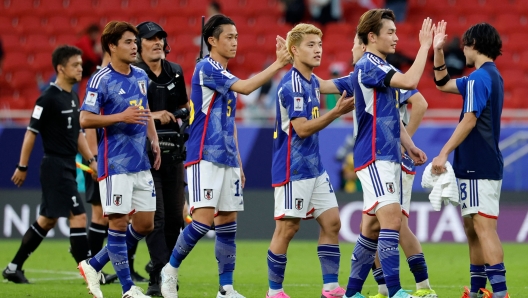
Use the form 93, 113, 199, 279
25, 269, 80, 276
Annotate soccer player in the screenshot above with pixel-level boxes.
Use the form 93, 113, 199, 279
3, 45, 96, 284
430, 21, 509, 298
159, 14, 291, 298
320, 9, 432, 298
77, 21, 161, 298
321, 33, 436, 298
266, 23, 354, 298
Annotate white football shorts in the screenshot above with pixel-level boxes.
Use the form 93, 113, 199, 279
401, 170, 415, 218
99, 170, 156, 215
274, 171, 338, 219
356, 160, 402, 215
458, 179, 502, 218
187, 160, 244, 214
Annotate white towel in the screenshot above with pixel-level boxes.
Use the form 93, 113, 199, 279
421, 161, 460, 211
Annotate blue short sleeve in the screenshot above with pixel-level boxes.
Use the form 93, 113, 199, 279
80, 76, 106, 114
201, 64, 240, 96
332, 74, 354, 95
462, 72, 491, 118
280, 85, 308, 119
399, 88, 419, 104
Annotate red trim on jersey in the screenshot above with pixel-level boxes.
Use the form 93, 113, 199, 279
271, 123, 293, 187
401, 166, 416, 175
190, 206, 194, 214
185, 92, 217, 168
402, 209, 409, 218
274, 214, 286, 220
362, 201, 379, 214
477, 211, 498, 219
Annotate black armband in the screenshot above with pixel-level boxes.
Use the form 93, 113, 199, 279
433, 64, 447, 71
384, 69, 397, 87
434, 74, 451, 86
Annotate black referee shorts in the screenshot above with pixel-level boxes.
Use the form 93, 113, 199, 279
39, 155, 85, 218
83, 159, 101, 205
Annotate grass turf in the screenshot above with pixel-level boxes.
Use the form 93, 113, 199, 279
0, 240, 526, 297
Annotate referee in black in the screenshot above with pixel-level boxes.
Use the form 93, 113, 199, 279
2, 45, 97, 284
135, 21, 189, 296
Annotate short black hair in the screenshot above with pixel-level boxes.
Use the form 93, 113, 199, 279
51, 45, 82, 73
210, 1, 221, 12
202, 14, 235, 51
462, 23, 502, 60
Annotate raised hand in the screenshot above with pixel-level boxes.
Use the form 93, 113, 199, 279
334, 90, 355, 116
121, 106, 150, 125
419, 17, 435, 48
433, 20, 448, 51
276, 36, 292, 66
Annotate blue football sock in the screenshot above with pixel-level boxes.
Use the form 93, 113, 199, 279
169, 220, 210, 268
470, 264, 487, 293
125, 224, 145, 249
89, 246, 109, 272
407, 253, 428, 283
318, 244, 340, 285
485, 263, 507, 294
372, 266, 386, 285
268, 249, 287, 290
107, 229, 133, 293
345, 234, 378, 297
378, 229, 400, 297
215, 221, 237, 286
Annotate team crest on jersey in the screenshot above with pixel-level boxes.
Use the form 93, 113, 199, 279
295, 198, 303, 210
113, 194, 123, 206
138, 80, 147, 96
315, 88, 320, 102
386, 182, 395, 194
294, 97, 303, 111
204, 189, 213, 200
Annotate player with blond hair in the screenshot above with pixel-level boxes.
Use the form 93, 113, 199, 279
266, 23, 355, 298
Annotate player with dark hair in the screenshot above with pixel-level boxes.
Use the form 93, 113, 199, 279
431, 21, 509, 298
3, 45, 96, 284
134, 20, 190, 296
266, 23, 354, 298
77, 20, 160, 298
159, 14, 291, 298
316, 8, 433, 298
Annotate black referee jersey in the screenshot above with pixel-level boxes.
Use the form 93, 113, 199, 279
28, 83, 81, 156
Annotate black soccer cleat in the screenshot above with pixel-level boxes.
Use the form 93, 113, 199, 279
144, 260, 154, 275
2, 267, 30, 284
130, 271, 148, 283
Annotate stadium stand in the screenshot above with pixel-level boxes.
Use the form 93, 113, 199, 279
0, 0, 527, 123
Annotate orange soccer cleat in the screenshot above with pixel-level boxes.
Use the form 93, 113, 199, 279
480, 288, 511, 298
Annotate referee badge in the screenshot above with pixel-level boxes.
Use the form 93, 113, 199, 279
113, 194, 123, 206
138, 80, 147, 96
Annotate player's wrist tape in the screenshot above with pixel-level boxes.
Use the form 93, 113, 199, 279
17, 164, 28, 172
434, 74, 451, 86
433, 64, 447, 71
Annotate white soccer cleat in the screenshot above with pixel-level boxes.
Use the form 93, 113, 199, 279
122, 285, 150, 297
160, 264, 178, 298
217, 285, 246, 298
78, 260, 104, 298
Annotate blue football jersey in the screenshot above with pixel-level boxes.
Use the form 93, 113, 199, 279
80, 64, 151, 179
185, 56, 240, 168
271, 67, 325, 186
454, 62, 504, 179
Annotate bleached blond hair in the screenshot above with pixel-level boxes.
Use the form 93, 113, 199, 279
286, 23, 323, 58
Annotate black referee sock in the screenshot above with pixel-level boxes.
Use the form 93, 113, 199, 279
128, 243, 138, 273
88, 222, 108, 255
11, 221, 48, 269
70, 227, 90, 263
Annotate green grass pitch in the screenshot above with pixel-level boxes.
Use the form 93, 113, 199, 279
0, 240, 526, 297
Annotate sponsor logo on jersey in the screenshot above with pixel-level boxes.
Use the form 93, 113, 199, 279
315, 88, 320, 102
32, 105, 43, 119
221, 70, 234, 79
86, 92, 98, 106
294, 97, 303, 111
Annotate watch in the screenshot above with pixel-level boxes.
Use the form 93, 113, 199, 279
87, 156, 97, 164
17, 164, 28, 172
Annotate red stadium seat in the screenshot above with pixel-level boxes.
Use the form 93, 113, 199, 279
95, 0, 125, 21
37, 0, 66, 17
1, 34, 24, 52
23, 34, 55, 54
3, 0, 37, 16
512, 87, 528, 108
2, 53, 30, 73
29, 52, 51, 73
14, 15, 45, 34
55, 33, 78, 46
72, 16, 104, 34
0, 16, 15, 32
502, 69, 526, 93
45, 16, 74, 35
66, 0, 98, 17
8, 70, 37, 90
